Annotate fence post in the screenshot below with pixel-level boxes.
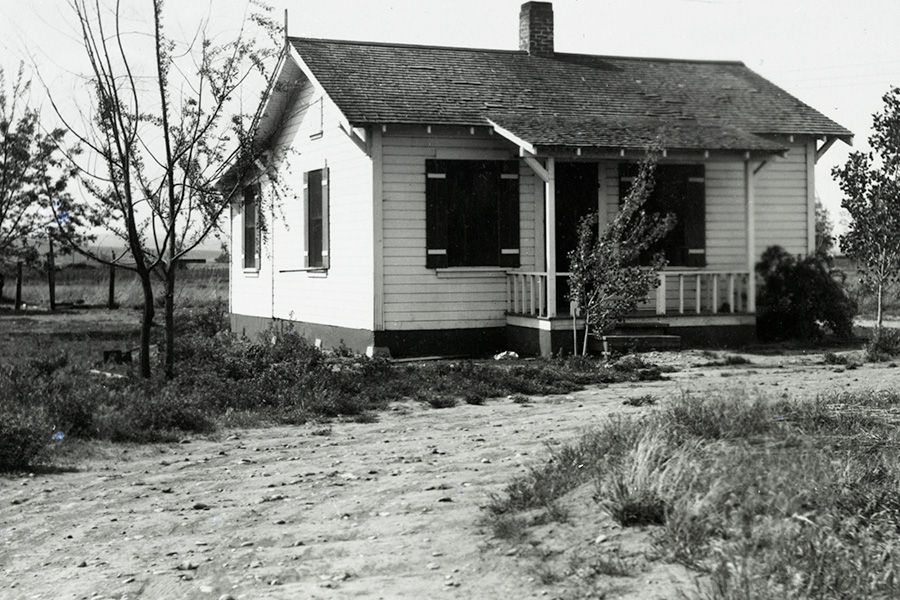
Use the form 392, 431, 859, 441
15, 262, 23, 310
47, 237, 56, 311
108, 251, 117, 309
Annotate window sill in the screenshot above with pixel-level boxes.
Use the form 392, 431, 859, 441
310, 132, 324, 140
242, 268, 260, 277
435, 267, 507, 279
279, 267, 329, 278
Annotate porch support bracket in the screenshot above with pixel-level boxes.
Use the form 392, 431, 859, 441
815, 136, 837, 163
339, 122, 370, 156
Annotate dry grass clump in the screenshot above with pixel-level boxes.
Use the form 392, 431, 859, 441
486, 389, 900, 599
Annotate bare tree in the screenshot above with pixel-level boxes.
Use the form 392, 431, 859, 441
46, 0, 282, 377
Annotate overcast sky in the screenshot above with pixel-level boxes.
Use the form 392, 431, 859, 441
2, 0, 898, 242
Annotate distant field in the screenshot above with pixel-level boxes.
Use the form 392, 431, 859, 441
2, 263, 227, 311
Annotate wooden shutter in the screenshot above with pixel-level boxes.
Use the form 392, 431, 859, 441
321, 166, 330, 269
243, 187, 258, 270
683, 165, 706, 267
498, 161, 520, 268
303, 168, 329, 269
303, 171, 310, 267
425, 159, 449, 269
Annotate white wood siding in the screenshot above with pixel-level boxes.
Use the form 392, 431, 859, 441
754, 141, 811, 258
381, 130, 530, 331
230, 76, 375, 330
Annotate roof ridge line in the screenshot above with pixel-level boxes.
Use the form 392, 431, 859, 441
289, 36, 519, 55
289, 37, 746, 66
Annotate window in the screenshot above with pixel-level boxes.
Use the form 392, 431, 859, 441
304, 167, 330, 269
425, 159, 520, 268
242, 186, 259, 270
619, 163, 706, 267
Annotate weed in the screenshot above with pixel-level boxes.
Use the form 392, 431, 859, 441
510, 393, 531, 404
487, 512, 529, 543
421, 392, 458, 409
700, 355, 752, 367
823, 351, 850, 365
532, 563, 562, 585
463, 393, 486, 405
867, 328, 900, 362
570, 550, 633, 578
623, 394, 656, 407
350, 412, 378, 424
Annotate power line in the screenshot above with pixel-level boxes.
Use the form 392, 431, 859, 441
768, 59, 900, 75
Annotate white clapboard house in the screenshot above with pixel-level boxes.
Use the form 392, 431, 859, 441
229, 1, 852, 357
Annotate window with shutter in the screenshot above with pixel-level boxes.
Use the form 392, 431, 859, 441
304, 167, 330, 269
618, 163, 706, 267
242, 186, 259, 270
425, 159, 520, 268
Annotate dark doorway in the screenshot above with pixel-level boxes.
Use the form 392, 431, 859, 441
555, 162, 599, 313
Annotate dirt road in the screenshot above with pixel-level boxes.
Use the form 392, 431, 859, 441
3, 350, 898, 600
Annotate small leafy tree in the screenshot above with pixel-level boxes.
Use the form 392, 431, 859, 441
568, 146, 676, 355
833, 86, 900, 332
0, 64, 89, 297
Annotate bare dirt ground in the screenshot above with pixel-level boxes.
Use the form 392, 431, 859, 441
3, 347, 900, 600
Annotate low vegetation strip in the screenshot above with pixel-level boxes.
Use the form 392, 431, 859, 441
486, 389, 900, 599
0, 307, 668, 472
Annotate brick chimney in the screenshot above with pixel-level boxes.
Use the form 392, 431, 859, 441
519, 2, 554, 57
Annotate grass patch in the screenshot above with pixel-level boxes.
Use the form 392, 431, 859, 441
0, 307, 670, 472
486, 389, 900, 598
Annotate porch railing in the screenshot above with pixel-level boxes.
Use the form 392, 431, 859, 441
506, 269, 752, 318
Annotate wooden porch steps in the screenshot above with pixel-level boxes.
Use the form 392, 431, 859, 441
589, 321, 682, 353
599, 334, 682, 353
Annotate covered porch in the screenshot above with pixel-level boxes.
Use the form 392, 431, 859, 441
499, 146, 764, 355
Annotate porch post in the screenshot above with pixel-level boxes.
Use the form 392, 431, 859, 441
744, 160, 757, 314
545, 158, 557, 317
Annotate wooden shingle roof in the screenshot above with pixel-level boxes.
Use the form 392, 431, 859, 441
290, 37, 852, 152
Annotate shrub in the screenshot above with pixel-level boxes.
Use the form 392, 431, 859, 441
0, 401, 51, 471
0, 367, 52, 471
867, 327, 900, 362
756, 246, 857, 341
